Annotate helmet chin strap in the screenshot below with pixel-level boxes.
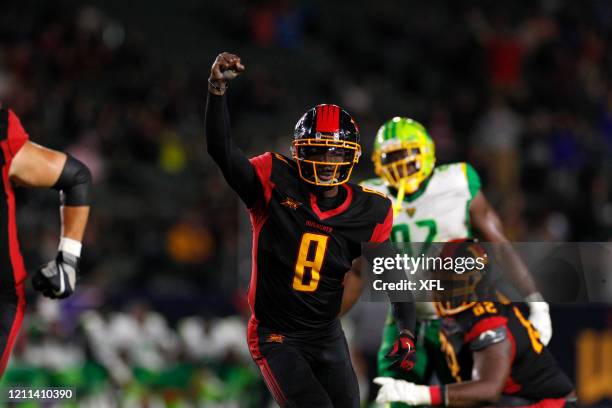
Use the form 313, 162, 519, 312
393, 178, 406, 215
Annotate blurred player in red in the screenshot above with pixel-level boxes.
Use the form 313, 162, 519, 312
375, 239, 576, 407
205, 52, 416, 407
0, 107, 92, 377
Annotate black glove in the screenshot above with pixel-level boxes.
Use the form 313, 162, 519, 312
386, 330, 417, 372
32, 251, 79, 299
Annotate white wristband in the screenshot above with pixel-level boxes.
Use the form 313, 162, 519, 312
526, 292, 549, 313
525, 292, 545, 302
413, 384, 433, 405
59, 237, 82, 257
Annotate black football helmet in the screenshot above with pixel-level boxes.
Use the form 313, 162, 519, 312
291, 104, 361, 186
432, 239, 494, 316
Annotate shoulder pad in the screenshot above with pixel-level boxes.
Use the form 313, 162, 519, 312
469, 326, 507, 351
358, 178, 388, 198
360, 185, 388, 199
273, 153, 293, 166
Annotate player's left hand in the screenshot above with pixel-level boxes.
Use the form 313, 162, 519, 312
385, 330, 416, 372
528, 299, 552, 345
374, 377, 433, 405
32, 251, 79, 299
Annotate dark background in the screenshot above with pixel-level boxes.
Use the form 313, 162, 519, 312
0, 0, 611, 406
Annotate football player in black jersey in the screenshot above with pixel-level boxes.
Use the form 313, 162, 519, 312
374, 239, 576, 407
205, 52, 417, 407
0, 108, 92, 378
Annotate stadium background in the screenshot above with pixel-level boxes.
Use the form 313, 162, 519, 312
1, 0, 611, 406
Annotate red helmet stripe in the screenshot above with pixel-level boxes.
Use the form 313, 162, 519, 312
315, 104, 340, 133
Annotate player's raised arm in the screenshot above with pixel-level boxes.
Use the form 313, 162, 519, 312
469, 191, 552, 344
204, 52, 261, 208
9, 136, 91, 299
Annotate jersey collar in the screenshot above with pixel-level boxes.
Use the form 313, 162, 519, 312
310, 184, 353, 221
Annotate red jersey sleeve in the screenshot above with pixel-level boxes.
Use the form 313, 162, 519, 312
248, 152, 275, 208
369, 201, 393, 243
4, 109, 30, 159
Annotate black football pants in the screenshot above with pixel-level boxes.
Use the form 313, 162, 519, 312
0, 284, 25, 377
248, 318, 360, 408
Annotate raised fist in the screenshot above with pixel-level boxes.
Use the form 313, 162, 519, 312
209, 52, 245, 95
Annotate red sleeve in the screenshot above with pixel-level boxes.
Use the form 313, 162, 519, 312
249, 152, 275, 207
369, 201, 393, 243
5, 110, 30, 159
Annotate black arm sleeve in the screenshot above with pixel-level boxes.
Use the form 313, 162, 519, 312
52, 155, 92, 206
363, 239, 417, 335
376, 240, 416, 334
205, 92, 261, 208
391, 301, 416, 334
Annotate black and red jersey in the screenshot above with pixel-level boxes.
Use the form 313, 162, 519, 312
247, 152, 392, 333
440, 301, 573, 401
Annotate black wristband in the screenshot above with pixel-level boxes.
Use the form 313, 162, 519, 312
392, 301, 416, 334
53, 155, 92, 206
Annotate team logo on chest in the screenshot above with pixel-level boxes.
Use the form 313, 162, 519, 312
406, 207, 416, 217
281, 197, 302, 210
266, 334, 285, 344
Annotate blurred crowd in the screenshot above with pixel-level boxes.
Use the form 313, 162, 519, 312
5, 296, 262, 407
1, 0, 612, 406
